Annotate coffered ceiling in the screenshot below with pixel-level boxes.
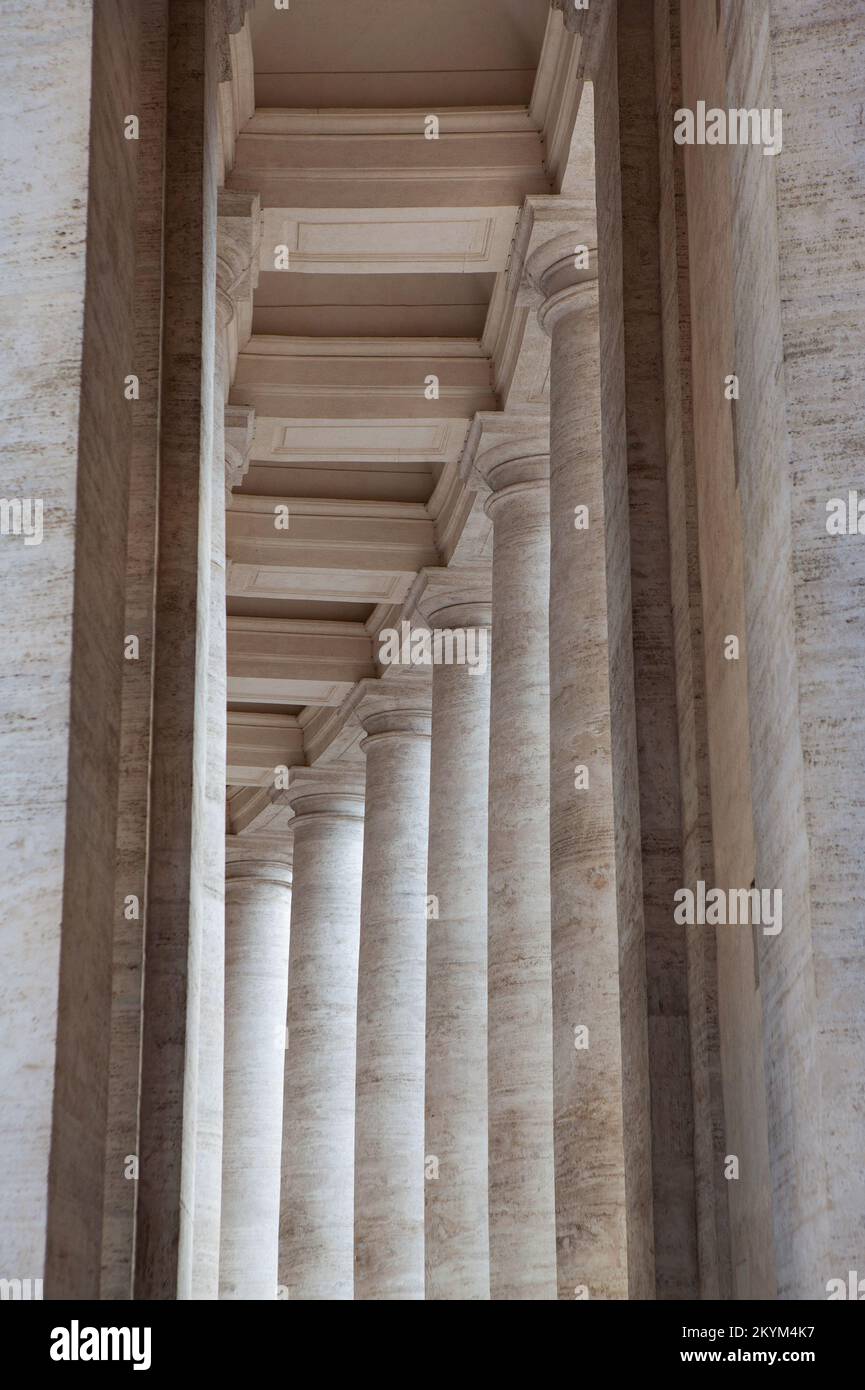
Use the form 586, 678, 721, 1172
249, 0, 552, 108
223, 1, 589, 813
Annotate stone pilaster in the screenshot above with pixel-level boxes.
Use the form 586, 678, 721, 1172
188, 154, 260, 1302
418, 572, 492, 1300
219, 843, 293, 1300
136, 0, 224, 1300
354, 682, 432, 1300
464, 422, 557, 1300
279, 768, 365, 1300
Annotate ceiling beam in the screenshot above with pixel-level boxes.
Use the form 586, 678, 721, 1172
227, 711, 304, 787
228, 616, 375, 707
229, 118, 550, 210
227, 495, 439, 604
230, 337, 497, 420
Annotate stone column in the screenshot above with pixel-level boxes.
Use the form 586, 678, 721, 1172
219, 843, 292, 1300
279, 769, 365, 1300
527, 232, 649, 1299
468, 425, 557, 1300
420, 575, 492, 1300
354, 682, 432, 1300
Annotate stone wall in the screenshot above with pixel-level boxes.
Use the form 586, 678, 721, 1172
0, 0, 142, 1297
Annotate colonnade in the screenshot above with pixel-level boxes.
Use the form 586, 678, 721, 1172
216, 246, 635, 1301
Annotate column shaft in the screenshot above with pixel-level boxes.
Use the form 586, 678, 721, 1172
220, 855, 292, 1299
354, 708, 431, 1300
485, 453, 557, 1300
547, 289, 633, 1298
424, 607, 491, 1300
281, 794, 364, 1299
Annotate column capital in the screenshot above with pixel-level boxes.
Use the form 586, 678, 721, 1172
225, 859, 294, 893
353, 678, 432, 749
461, 413, 550, 509
412, 566, 492, 630
526, 231, 598, 336
226, 832, 293, 880
359, 708, 432, 749
225, 403, 255, 500
277, 764, 366, 828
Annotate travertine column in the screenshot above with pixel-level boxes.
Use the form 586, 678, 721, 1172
219, 846, 292, 1300
470, 428, 557, 1300
766, 0, 865, 1296
528, 234, 647, 1299
421, 579, 492, 1300
354, 685, 432, 1300
280, 771, 365, 1300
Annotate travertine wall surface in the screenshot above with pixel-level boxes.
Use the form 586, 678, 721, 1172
0, 0, 141, 1296
769, 0, 865, 1293
652, 0, 864, 1299
677, 0, 777, 1300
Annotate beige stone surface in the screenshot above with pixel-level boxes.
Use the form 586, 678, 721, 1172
3, 0, 862, 1309
470, 427, 557, 1300
280, 771, 365, 1299
614, 0, 698, 1298
586, 4, 655, 1298
354, 694, 431, 1300
769, 0, 865, 1294
422, 584, 492, 1300
220, 848, 292, 1300
654, 0, 732, 1299
136, 0, 223, 1300
101, 0, 168, 1301
0, 0, 139, 1297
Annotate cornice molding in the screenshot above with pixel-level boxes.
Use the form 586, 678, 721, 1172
243, 108, 539, 137
409, 565, 493, 629
531, 7, 586, 191
257, 205, 519, 277
224, 403, 255, 500
217, 12, 255, 183
217, 189, 262, 389
460, 411, 550, 491
227, 710, 304, 789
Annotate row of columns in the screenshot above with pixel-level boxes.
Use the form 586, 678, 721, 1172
217, 242, 634, 1300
